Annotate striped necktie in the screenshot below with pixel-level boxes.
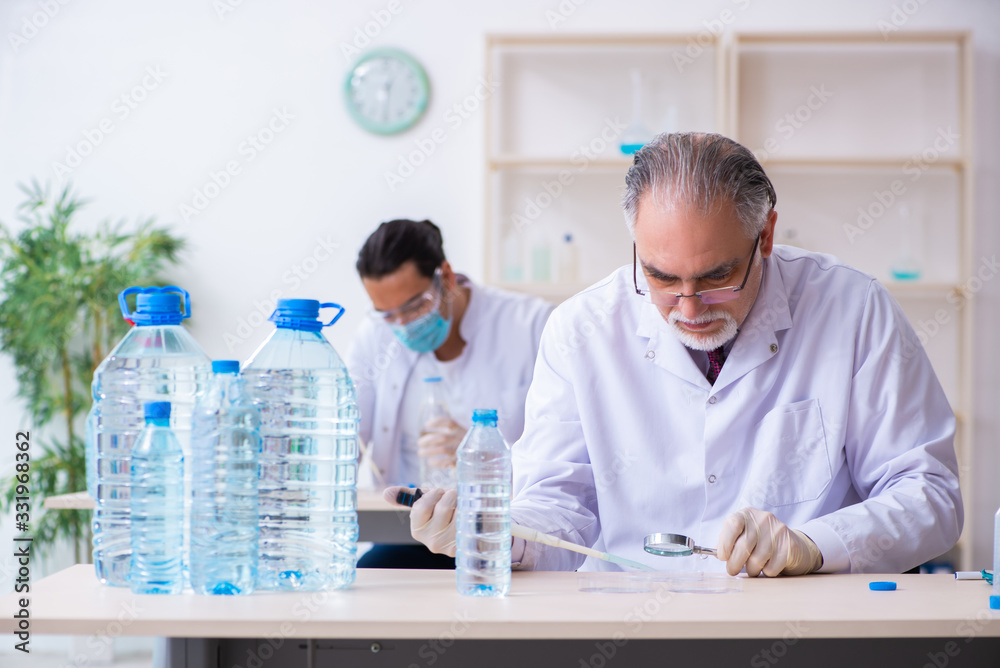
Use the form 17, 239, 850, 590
706, 346, 726, 384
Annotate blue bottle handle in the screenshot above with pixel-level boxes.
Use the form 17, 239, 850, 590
319, 302, 345, 327
118, 286, 191, 320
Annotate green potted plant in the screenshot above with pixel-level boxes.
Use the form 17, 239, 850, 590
0, 181, 185, 563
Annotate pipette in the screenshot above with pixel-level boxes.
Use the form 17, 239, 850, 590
394, 488, 655, 572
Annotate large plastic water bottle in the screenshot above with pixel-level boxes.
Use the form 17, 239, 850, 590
91, 286, 211, 587
455, 409, 511, 597
243, 299, 359, 591
418, 376, 456, 489
190, 360, 260, 596
85, 403, 98, 499
130, 401, 185, 594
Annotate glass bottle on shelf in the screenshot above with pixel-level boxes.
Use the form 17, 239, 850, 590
620, 69, 652, 155
890, 203, 922, 281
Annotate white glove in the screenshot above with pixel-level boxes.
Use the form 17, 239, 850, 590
716, 507, 823, 577
417, 417, 466, 469
384, 486, 457, 557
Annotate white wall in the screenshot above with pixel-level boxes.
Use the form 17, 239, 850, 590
0, 0, 997, 590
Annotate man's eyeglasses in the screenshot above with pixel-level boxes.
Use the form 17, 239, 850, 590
371, 268, 444, 325
634, 236, 759, 307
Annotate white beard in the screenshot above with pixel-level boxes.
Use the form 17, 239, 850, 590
667, 310, 739, 351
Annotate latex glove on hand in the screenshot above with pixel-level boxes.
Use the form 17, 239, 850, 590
717, 507, 823, 577
417, 417, 466, 468
384, 486, 457, 557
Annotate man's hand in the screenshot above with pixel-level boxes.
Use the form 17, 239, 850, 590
417, 417, 466, 468
384, 486, 457, 557
717, 507, 823, 577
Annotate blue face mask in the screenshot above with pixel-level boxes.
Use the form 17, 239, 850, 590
391, 307, 452, 353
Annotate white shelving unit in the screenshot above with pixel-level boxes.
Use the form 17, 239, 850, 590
729, 30, 973, 570
484, 33, 726, 299
484, 30, 974, 570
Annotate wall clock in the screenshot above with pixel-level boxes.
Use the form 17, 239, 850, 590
344, 48, 430, 135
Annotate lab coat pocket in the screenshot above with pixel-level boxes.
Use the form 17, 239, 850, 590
742, 399, 831, 508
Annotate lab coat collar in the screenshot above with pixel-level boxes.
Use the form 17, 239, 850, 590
635, 256, 792, 391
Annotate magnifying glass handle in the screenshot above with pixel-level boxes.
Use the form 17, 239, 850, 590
694, 546, 718, 556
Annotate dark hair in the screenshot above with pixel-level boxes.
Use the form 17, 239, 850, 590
356, 219, 446, 279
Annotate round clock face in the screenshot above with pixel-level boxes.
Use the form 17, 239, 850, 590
344, 48, 430, 135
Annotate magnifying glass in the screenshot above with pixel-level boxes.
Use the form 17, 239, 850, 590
644, 533, 717, 557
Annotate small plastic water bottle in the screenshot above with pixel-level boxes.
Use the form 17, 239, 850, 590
190, 360, 260, 596
91, 286, 210, 587
130, 401, 185, 594
991, 505, 1000, 610
419, 377, 455, 489
455, 409, 511, 597
243, 299, 359, 591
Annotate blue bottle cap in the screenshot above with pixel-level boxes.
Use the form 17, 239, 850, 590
118, 286, 191, 326
869, 581, 897, 591
144, 401, 171, 420
212, 360, 240, 374
991, 595, 1000, 610
268, 299, 345, 331
472, 409, 498, 424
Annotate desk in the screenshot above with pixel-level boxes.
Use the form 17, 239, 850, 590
3, 566, 999, 667
43, 490, 416, 544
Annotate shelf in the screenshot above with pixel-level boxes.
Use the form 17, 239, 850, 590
489, 157, 634, 171
735, 31, 970, 46
883, 281, 962, 299
760, 157, 965, 171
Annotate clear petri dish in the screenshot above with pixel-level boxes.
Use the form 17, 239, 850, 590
577, 572, 656, 594
666, 572, 742, 594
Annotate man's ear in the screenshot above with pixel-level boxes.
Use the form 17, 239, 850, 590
759, 209, 778, 258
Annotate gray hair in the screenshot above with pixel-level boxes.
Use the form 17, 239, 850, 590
622, 132, 776, 238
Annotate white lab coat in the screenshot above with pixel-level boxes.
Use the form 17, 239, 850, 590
511, 246, 963, 574
348, 277, 553, 486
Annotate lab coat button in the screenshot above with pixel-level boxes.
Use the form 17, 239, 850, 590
708, 474, 717, 484
382, 426, 389, 433
645, 350, 655, 360
770, 343, 778, 354
708, 396, 717, 404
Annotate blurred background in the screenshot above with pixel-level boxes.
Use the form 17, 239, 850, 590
1, 0, 998, 664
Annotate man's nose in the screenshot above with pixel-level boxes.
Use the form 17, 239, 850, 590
677, 289, 709, 321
